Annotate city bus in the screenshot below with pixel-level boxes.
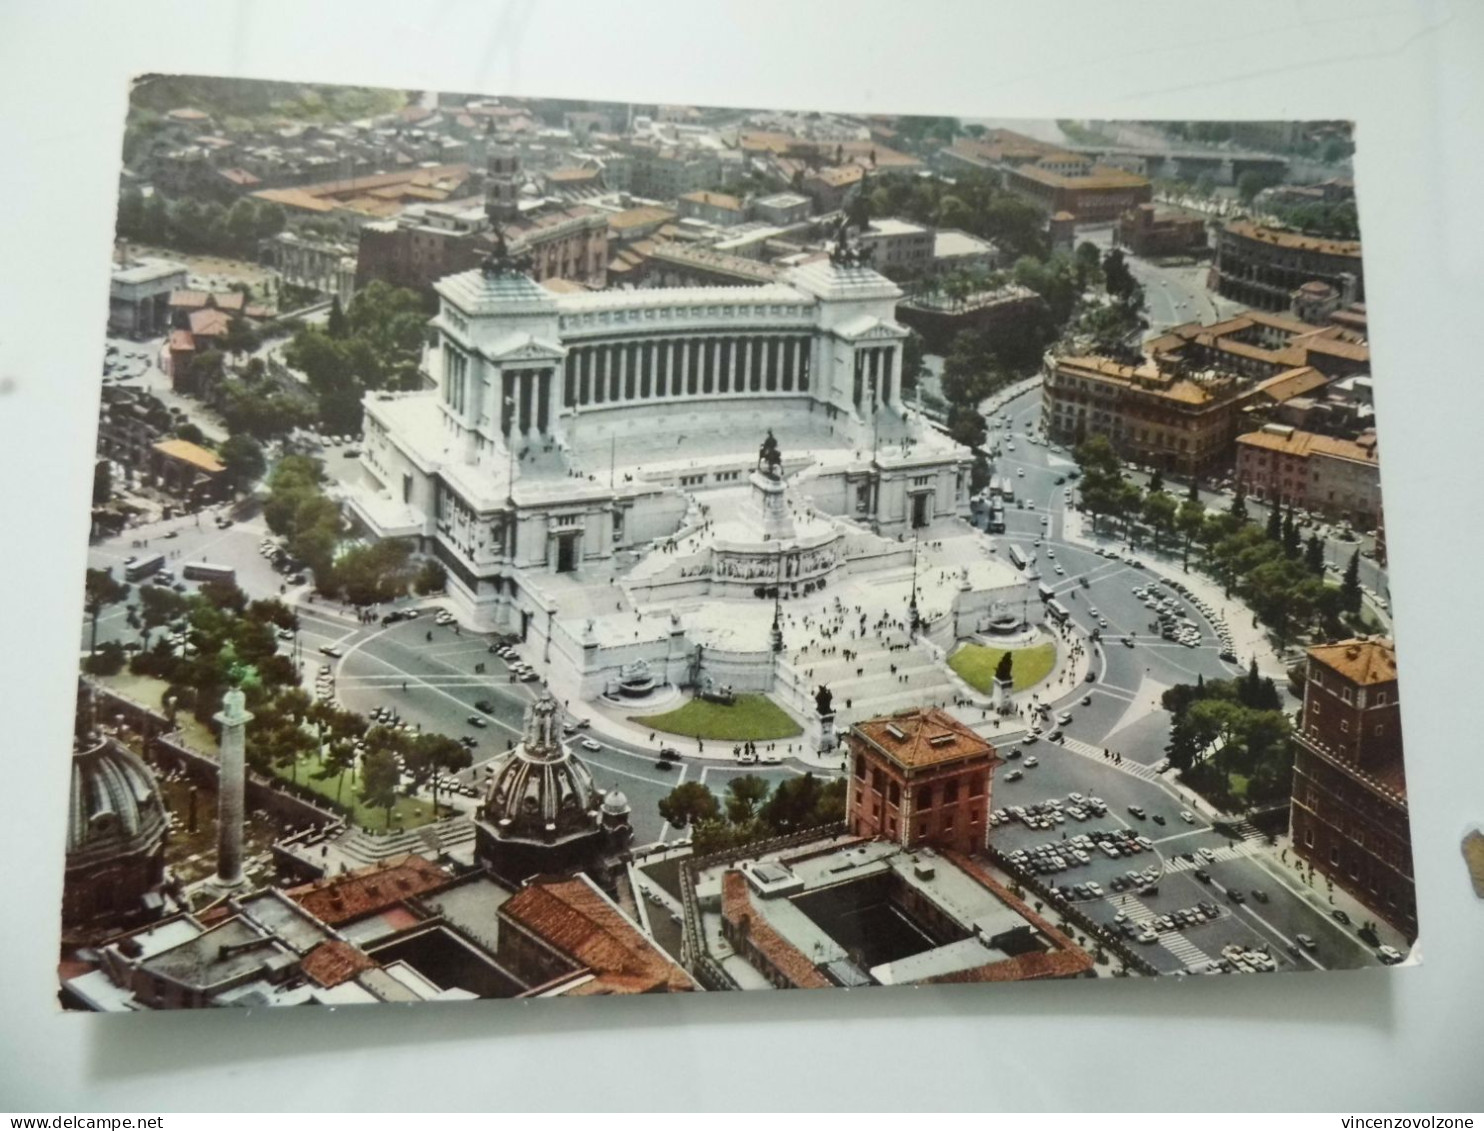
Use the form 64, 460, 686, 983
986, 504, 1006, 534
183, 562, 237, 584
1037, 582, 1056, 603
124, 554, 165, 582
1007, 546, 1028, 572
1046, 599, 1070, 625
997, 476, 1015, 503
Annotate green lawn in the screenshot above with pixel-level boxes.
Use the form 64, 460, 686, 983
99, 671, 219, 753
948, 642, 1057, 694
632, 695, 802, 741
273, 750, 440, 833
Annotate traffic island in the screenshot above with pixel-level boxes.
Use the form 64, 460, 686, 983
631, 694, 803, 742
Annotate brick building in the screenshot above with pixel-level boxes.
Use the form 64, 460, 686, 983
1041, 352, 1251, 476
1235, 425, 1382, 527
1290, 638, 1415, 938
1116, 203, 1209, 258
845, 707, 1001, 856
1005, 164, 1152, 223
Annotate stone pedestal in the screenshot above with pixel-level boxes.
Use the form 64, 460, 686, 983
817, 711, 838, 753
749, 470, 795, 542
992, 676, 1013, 713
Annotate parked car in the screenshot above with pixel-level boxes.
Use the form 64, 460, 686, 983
466, 715, 488, 728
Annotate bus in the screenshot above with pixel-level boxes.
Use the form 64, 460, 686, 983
999, 476, 1015, 503
1046, 599, 1070, 625
1007, 546, 1028, 572
183, 562, 236, 584
1037, 582, 1056, 603
124, 554, 165, 582
986, 504, 1006, 534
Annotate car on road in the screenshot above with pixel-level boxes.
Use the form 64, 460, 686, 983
1151, 813, 1166, 826
1251, 889, 1270, 903
276, 627, 294, 641
1005, 769, 1023, 783
658, 747, 682, 761
1016, 468, 1024, 477
1003, 747, 1021, 760
1179, 810, 1195, 824
1127, 804, 1146, 819
1229, 890, 1246, 905
318, 644, 344, 658
759, 752, 783, 765
474, 699, 496, 714
1198, 847, 1216, 863
435, 611, 455, 626
1376, 945, 1404, 965
1046, 729, 1063, 742
519, 670, 540, 682
1331, 909, 1352, 926
1022, 756, 1039, 768
580, 738, 602, 752
1193, 868, 1211, 883
466, 715, 488, 728
1296, 933, 1317, 951
1057, 710, 1072, 725
654, 759, 673, 771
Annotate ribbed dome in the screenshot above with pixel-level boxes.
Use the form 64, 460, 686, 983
67, 735, 168, 871
481, 695, 601, 844
600, 788, 630, 817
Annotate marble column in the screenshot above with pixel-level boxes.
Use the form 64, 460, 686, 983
213, 687, 252, 891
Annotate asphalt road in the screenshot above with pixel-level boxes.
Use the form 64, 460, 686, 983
978, 386, 1387, 972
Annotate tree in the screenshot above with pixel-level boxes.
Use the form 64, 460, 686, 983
222, 316, 258, 357
405, 733, 472, 816
1073, 241, 1103, 289
1237, 169, 1282, 205
1304, 532, 1326, 574
1230, 482, 1250, 525
1282, 504, 1301, 559
1142, 491, 1178, 549
175, 422, 206, 445
218, 434, 265, 494
1177, 498, 1206, 569
92, 461, 113, 507
187, 349, 226, 396
1147, 467, 1164, 495
138, 583, 189, 647
84, 568, 129, 655
326, 295, 348, 339
1341, 549, 1362, 613
724, 775, 771, 825
359, 747, 400, 828
1101, 247, 1138, 304
658, 781, 720, 829
1266, 499, 1283, 542
1194, 172, 1216, 198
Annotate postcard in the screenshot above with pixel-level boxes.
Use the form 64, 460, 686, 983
61, 76, 1412, 1008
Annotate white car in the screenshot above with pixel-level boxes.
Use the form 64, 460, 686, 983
759, 752, 783, 765
1198, 847, 1217, 863
580, 737, 602, 752
1023, 756, 1039, 768
1179, 810, 1196, 824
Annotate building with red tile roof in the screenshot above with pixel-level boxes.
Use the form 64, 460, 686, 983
497, 875, 693, 996
846, 707, 1001, 856
1291, 638, 1414, 938
287, 854, 452, 928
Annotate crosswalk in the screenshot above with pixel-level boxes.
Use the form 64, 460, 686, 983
1117, 894, 1214, 969
1164, 842, 1258, 871
1060, 736, 1161, 781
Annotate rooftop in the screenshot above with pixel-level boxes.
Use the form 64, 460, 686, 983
1011, 163, 1150, 191
1224, 219, 1363, 259
151, 438, 224, 474
287, 854, 451, 927
853, 706, 999, 771
502, 875, 693, 995
1235, 427, 1379, 465
679, 190, 744, 212
1308, 637, 1398, 687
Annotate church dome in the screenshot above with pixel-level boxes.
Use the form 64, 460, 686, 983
600, 788, 630, 817
67, 733, 168, 871
481, 695, 601, 844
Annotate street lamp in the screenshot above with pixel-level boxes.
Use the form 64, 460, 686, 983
907, 528, 921, 636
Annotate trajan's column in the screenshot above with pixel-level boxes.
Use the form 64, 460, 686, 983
212, 686, 252, 891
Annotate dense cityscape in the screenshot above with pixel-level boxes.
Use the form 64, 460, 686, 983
62, 76, 1412, 1008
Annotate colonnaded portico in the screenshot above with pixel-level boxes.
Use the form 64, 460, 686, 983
346, 249, 976, 647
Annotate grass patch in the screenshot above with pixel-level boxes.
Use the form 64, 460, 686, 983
948, 642, 1057, 694
98, 670, 219, 753
632, 695, 802, 742
273, 750, 439, 833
